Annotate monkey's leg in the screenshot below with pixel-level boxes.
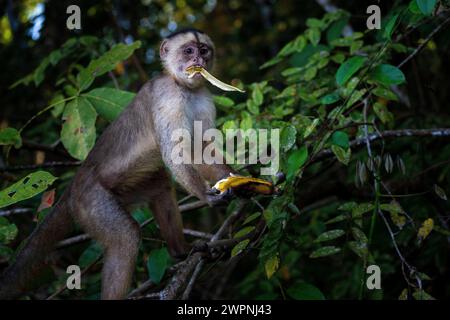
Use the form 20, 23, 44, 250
149, 179, 188, 258
74, 184, 141, 300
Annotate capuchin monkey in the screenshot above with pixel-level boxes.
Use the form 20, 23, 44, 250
0, 29, 235, 300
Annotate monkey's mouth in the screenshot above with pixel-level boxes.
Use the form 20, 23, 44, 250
185, 65, 205, 79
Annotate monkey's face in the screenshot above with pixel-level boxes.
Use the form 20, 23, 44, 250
160, 32, 215, 89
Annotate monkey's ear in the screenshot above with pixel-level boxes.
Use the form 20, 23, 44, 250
160, 40, 169, 59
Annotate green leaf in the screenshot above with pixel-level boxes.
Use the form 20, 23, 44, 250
213, 96, 234, 108
231, 239, 250, 257
383, 14, 399, 40
61, 97, 97, 160
50, 93, 67, 118
0, 218, 18, 244
325, 214, 349, 224
240, 111, 253, 130
0, 171, 57, 209
303, 118, 320, 138
373, 102, 394, 124
264, 254, 279, 279
321, 92, 340, 105
348, 241, 368, 259
243, 212, 262, 225
78, 242, 103, 268
0, 128, 22, 148
415, 0, 437, 15
338, 202, 357, 211
287, 283, 325, 300
372, 87, 399, 101
260, 56, 283, 69
77, 41, 141, 91
234, 226, 255, 238
413, 289, 435, 300
335, 56, 367, 86
351, 227, 368, 244
331, 145, 351, 165
314, 229, 345, 243
246, 99, 260, 115
83, 87, 135, 122
352, 202, 375, 219
147, 247, 170, 284
252, 85, 264, 107
286, 146, 308, 181
370, 64, 406, 85
304, 66, 317, 81
434, 184, 447, 201
309, 246, 341, 258
33, 57, 51, 86
222, 120, 237, 131
306, 28, 321, 46
331, 131, 349, 149
280, 125, 297, 152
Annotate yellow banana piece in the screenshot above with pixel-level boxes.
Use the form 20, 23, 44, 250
212, 173, 275, 196
186, 66, 245, 93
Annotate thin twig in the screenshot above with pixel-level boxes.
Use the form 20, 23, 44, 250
397, 15, 450, 68
0, 161, 81, 172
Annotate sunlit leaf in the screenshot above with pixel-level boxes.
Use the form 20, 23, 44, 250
0, 171, 57, 209
61, 97, 97, 160
232, 239, 250, 257
264, 254, 280, 279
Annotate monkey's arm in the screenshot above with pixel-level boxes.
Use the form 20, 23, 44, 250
155, 125, 210, 202
195, 140, 235, 183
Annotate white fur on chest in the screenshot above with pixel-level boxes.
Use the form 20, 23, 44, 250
155, 88, 216, 135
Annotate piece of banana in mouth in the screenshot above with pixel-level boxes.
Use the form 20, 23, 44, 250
185, 65, 245, 93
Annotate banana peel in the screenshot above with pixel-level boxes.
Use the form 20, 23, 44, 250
186, 66, 245, 93
211, 173, 276, 197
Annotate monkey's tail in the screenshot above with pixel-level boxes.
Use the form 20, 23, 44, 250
0, 192, 74, 299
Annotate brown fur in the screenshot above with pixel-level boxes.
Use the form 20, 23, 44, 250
0, 30, 233, 300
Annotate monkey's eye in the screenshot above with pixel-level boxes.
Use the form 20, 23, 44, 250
200, 48, 208, 55
184, 47, 194, 55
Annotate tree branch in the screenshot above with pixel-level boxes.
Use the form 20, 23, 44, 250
312, 128, 450, 163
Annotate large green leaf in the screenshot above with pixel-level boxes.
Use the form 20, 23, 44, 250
331, 131, 349, 149
147, 247, 170, 284
0, 127, 22, 148
83, 87, 135, 122
0, 171, 57, 209
287, 283, 325, 300
335, 56, 366, 86
61, 97, 97, 160
286, 146, 308, 181
415, 0, 437, 15
370, 64, 405, 85
77, 41, 141, 91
